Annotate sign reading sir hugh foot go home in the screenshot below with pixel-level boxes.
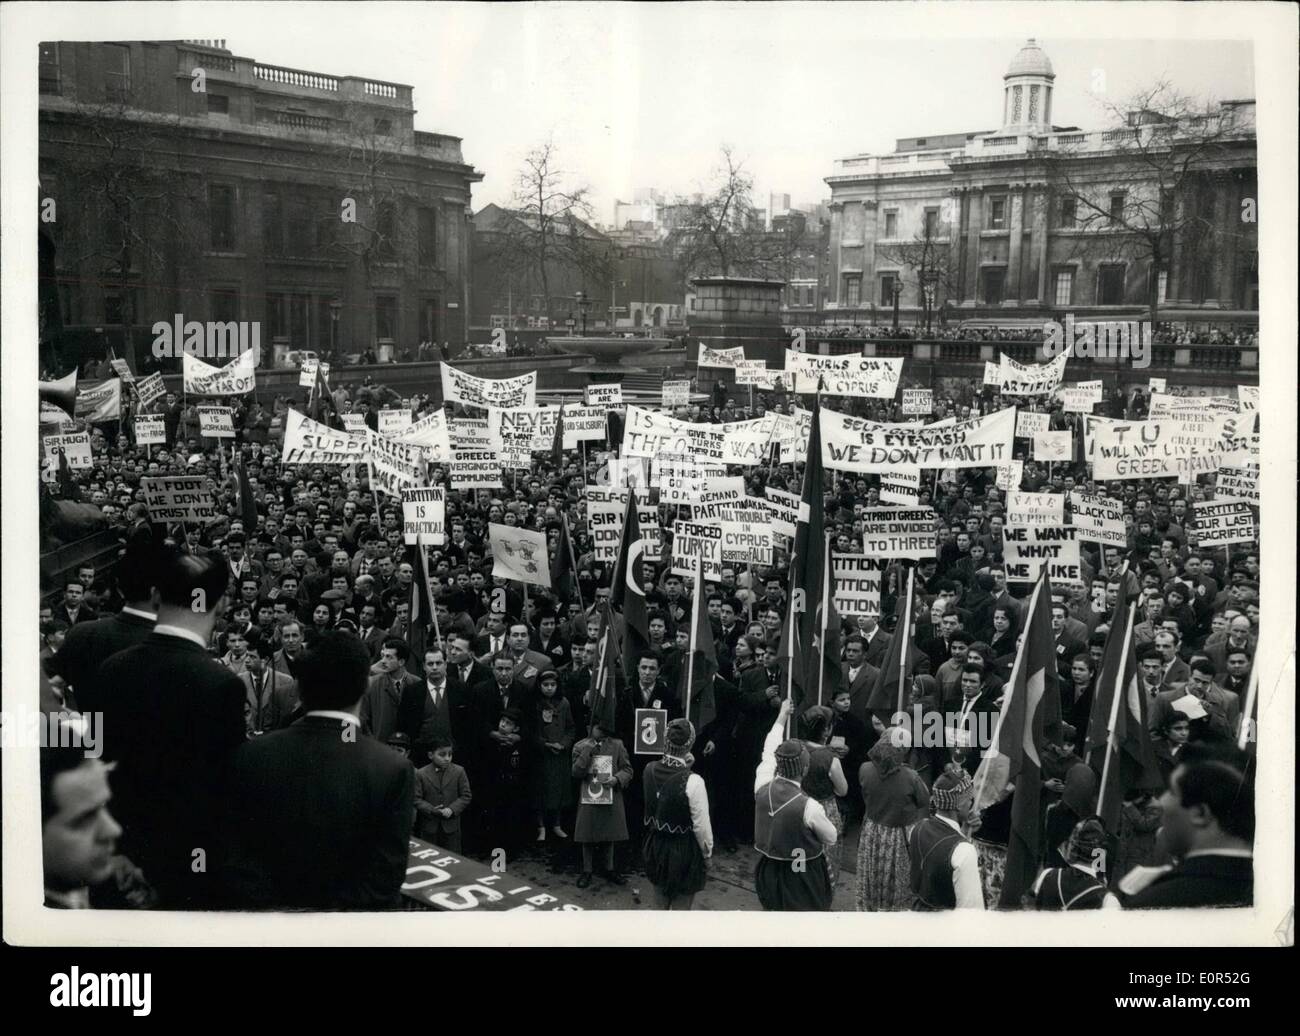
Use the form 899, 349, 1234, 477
152, 314, 261, 359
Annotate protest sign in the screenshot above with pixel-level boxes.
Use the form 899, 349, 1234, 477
603, 456, 649, 488
650, 453, 728, 489
1215, 467, 1259, 505
183, 349, 257, 395
489, 406, 561, 462
489, 524, 551, 587
716, 521, 774, 564
283, 409, 368, 465
585, 383, 623, 407
662, 381, 690, 408
719, 416, 778, 466
42, 431, 92, 470
392, 409, 452, 463
1236, 385, 1259, 411
402, 487, 446, 545
379, 409, 412, 435
857, 507, 937, 559
671, 521, 723, 581
771, 407, 812, 464
1146, 393, 1241, 421
1068, 492, 1126, 546
879, 467, 921, 505
440, 362, 536, 409
1002, 526, 1083, 585
298, 358, 330, 388
831, 555, 887, 617
1148, 377, 1166, 393
1015, 410, 1050, 438
622, 405, 725, 463
342, 412, 367, 432
763, 487, 801, 539
1033, 430, 1072, 462
367, 430, 426, 497
983, 361, 1001, 387
1008, 492, 1064, 528
697, 345, 746, 367
998, 350, 1069, 396
198, 405, 235, 438
1192, 501, 1255, 547
902, 388, 933, 416
449, 418, 493, 450
450, 449, 503, 489
109, 358, 135, 384
134, 414, 166, 446
1090, 416, 1252, 480
75, 379, 122, 422
634, 709, 669, 755
821, 406, 1014, 473
734, 359, 769, 385
402, 838, 582, 911
141, 475, 220, 523
686, 480, 748, 517
1057, 382, 1101, 413
785, 351, 904, 397
135, 371, 166, 408
995, 460, 1023, 492
561, 404, 609, 448
584, 488, 660, 561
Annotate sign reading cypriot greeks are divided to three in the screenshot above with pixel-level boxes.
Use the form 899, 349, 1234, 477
856, 507, 938, 559
402, 487, 446, 545
439, 362, 536, 409
141, 475, 220, 523
785, 351, 904, 397
821, 406, 1015, 473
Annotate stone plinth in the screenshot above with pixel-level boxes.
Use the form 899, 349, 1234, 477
686, 277, 788, 386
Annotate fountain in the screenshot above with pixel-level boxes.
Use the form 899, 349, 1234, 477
547, 334, 672, 380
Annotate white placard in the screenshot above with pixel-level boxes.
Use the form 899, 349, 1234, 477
1033, 430, 1072, 461
198, 405, 236, 438
585, 383, 623, 407
134, 415, 166, 446
662, 381, 690, 408
403, 487, 446, 545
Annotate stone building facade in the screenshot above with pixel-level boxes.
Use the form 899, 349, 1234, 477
823, 40, 1258, 326
39, 39, 481, 370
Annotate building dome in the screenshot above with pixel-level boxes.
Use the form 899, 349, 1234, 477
1005, 39, 1054, 80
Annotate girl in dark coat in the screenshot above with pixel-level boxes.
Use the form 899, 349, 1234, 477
532, 670, 575, 841
571, 715, 633, 888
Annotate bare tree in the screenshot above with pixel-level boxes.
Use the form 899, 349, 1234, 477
1053, 80, 1253, 322
665, 146, 766, 281
875, 210, 960, 331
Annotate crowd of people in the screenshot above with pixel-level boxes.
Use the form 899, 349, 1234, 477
38, 365, 1259, 913
816, 322, 1259, 347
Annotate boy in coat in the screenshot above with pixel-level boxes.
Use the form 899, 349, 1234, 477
414, 738, 472, 852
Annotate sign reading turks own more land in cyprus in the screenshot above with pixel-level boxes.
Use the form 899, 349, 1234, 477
785, 351, 903, 397
821, 407, 1014, 473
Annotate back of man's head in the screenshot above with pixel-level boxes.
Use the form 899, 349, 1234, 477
156, 550, 228, 615
1175, 743, 1255, 844
296, 632, 372, 713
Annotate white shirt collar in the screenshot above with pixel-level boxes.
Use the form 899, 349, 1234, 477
305, 709, 360, 726
153, 624, 209, 649
1184, 847, 1253, 861
121, 606, 157, 620
934, 814, 965, 836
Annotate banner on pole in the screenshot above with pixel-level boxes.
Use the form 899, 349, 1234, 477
440, 362, 536, 409
857, 507, 937, 559
134, 415, 167, 446
831, 555, 887, 617
283, 409, 368, 465
671, 521, 722, 581
901, 388, 933, 416
1007, 492, 1064, 527
1068, 492, 1126, 546
1192, 501, 1255, 547
661, 381, 690, 408
198, 405, 236, 438
183, 350, 256, 395
1002, 526, 1083, 585
42, 431, 92, 469
1033, 429, 1072, 461
141, 475, 220, 523
821, 406, 1014, 473
879, 467, 921, 505
135, 372, 166, 408
584, 383, 622, 407
403, 487, 446, 545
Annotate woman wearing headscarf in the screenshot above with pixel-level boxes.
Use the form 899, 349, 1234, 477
642, 719, 713, 910
1027, 817, 1120, 910
902, 674, 945, 787
800, 706, 849, 886
1043, 763, 1098, 870
1064, 652, 1098, 754
988, 605, 1019, 667
856, 728, 931, 911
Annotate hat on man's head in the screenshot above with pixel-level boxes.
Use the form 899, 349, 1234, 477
774, 739, 808, 780
664, 718, 695, 759
931, 765, 974, 811
1066, 816, 1109, 866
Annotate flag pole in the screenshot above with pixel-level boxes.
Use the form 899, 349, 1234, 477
685, 554, 701, 721
895, 565, 914, 716
1096, 600, 1137, 828
564, 513, 584, 613
817, 530, 831, 706
1237, 659, 1259, 751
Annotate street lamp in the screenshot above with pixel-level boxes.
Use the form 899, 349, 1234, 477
574, 290, 591, 336
329, 298, 342, 363
922, 271, 939, 334
891, 277, 903, 334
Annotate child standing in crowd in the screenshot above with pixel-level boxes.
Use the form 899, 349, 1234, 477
571, 716, 633, 889
642, 719, 713, 910
480, 709, 532, 857
533, 670, 575, 842
413, 737, 472, 852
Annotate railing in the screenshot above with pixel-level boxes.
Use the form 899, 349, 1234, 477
195, 52, 236, 71
254, 62, 339, 92
1102, 128, 1137, 143
982, 136, 1018, 147
259, 109, 333, 131
183, 39, 228, 49
363, 79, 399, 99
40, 529, 123, 601
1055, 133, 1087, 145
880, 154, 911, 166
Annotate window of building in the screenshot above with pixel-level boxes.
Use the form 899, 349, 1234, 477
208, 184, 235, 251
315, 196, 336, 251
1109, 192, 1126, 225
375, 295, 397, 341
103, 289, 138, 325
915, 138, 927, 147
287, 196, 312, 256
1098, 264, 1126, 305
1029, 85, 1040, 122
988, 196, 1007, 230
418, 208, 437, 265
39, 43, 60, 95
1059, 197, 1076, 228
1053, 270, 1073, 306
266, 293, 288, 339
884, 210, 898, 238
104, 43, 131, 102
59, 282, 78, 325
263, 191, 283, 255
374, 118, 392, 135
844, 275, 861, 307
982, 268, 1005, 306
210, 288, 239, 323
802, 284, 813, 307
879, 274, 898, 306
207, 93, 229, 114
924, 208, 939, 239
376, 202, 396, 261
1012, 85, 1023, 122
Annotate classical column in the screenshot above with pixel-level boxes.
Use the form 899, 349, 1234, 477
1215, 171, 1241, 308
1166, 192, 1187, 305
1005, 185, 1025, 304
861, 199, 879, 289
962, 189, 983, 305
828, 202, 844, 305
1032, 187, 1049, 305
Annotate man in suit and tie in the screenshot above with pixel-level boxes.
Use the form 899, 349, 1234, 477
952, 665, 1001, 776
1204, 616, 1255, 679
58, 581, 99, 627
503, 621, 551, 691
97, 550, 246, 908
52, 532, 160, 715
239, 636, 300, 736
1150, 658, 1241, 746
271, 620, 307, 678
354, 603, 389, 662
1153, 630, 1192, 693
840, 635, 881, 728
716, 599, 744, 655
1050, 602, 1087, 683
420, 646, 454, 748
855, 614, 892, 669
360, 637, 433, 745
474, 610, 510, 661
220, 631, 415, 909
741, 643, 785, 699
1125, 744, 1253, 909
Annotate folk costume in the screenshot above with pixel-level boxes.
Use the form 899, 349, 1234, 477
642, 719, 714, 909
906, 767, 985, 911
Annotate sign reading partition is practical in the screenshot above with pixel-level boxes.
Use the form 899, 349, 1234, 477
402, 487, 446, 546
